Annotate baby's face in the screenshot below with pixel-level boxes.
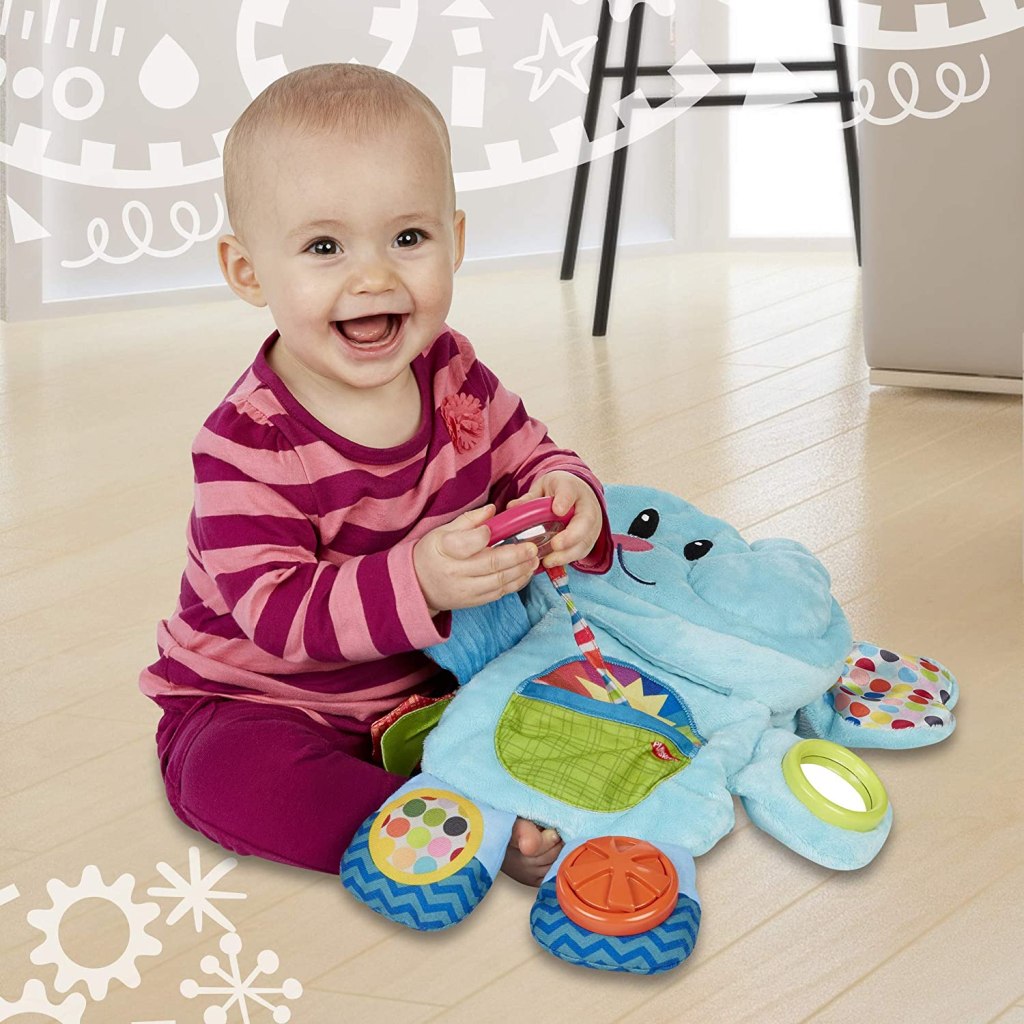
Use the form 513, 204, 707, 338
239, 117, 464, 398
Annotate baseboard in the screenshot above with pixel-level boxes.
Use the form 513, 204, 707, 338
869, 368, 1023, 396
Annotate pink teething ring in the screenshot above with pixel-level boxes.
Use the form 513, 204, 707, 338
486, 497, 574, 565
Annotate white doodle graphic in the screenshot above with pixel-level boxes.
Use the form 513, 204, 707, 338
839, 0, 1024, 50
0, 0, 124, 52
5, 194, 50, 242
180, 932, 302, 1024
0, 979, 86, 1024
513, 13, 597, 102
52, 65, 104, 121
712, 0, 1024, 51
442, 0, 492, 17
147, 846, 246, 933
0, 0, 228, 189
0, 882, 20, 907
596, 0, 678, 22
848, 56, 991, 125
451, 25, 483, 55
11, 64, 43, 97
27, 864, 162, 1001
139, 35, 200, 109
61, 194, 226, 268
458, 48, 720, 191
236, 0, 420, 96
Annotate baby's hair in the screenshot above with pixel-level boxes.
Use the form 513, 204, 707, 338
222, 63, 454, 241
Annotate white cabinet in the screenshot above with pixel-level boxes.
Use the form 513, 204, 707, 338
860, 29, 1023, 393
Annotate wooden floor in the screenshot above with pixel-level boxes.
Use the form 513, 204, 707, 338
1, 252, 1021, 1023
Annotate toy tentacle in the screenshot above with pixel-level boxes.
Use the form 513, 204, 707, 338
340, 772, 516, 930
801, 640, 958, 750
729, 728, 891, 871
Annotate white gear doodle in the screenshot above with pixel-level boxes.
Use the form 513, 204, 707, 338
236, 0, 420, 96
713, 0, 1024, 50
26, 864, 163, 1001
842, 0, 1024, 50
0, 979, 86, 1024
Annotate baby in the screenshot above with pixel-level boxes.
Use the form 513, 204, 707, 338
139, 63, 613, 887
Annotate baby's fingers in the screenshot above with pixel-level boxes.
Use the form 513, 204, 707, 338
468, 545, 539, 601
543, 517, 595, 567
440, 523, 492, 559
477, 541, 539, 582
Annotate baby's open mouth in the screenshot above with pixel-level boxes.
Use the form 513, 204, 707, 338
334, 313, 405, 345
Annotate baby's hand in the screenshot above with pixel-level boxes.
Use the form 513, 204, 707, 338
413, 504, 539, 615
501, 819, 563, 887
508, 471, 603, 569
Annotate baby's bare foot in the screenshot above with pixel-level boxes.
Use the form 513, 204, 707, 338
501, 818, 563, 887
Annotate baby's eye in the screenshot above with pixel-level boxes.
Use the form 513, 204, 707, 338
394, 229, 425, 248
308, 239, 340, 256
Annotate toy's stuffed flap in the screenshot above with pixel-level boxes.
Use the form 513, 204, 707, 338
799, 642, 959, 749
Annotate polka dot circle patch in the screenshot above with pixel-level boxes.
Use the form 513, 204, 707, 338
828, 647, 954, 731
368, 789, 482, 885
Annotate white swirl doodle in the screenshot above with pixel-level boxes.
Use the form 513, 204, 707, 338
61, 193, 225, 267
845, 56, 991, 127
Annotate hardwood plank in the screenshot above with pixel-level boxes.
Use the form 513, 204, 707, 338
0, 711, 150, 797
803, 864, 1024, 1024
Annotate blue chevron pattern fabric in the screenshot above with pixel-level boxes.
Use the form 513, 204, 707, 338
341, 817, 493, 931
529, 879, 701, 974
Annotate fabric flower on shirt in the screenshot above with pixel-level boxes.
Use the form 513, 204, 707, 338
440, 392, 485, 452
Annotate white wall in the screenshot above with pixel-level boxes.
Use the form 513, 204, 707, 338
1, 1, 683, 321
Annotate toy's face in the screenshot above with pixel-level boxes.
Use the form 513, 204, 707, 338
604, 489, 833, 638
557, 486, 850, 710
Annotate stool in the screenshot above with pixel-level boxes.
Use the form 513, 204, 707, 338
561, 0, 861, 336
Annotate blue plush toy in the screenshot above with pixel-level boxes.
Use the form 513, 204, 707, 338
341, 486, 958, 974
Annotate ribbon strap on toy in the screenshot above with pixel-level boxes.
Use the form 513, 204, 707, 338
545, 565, 629, 705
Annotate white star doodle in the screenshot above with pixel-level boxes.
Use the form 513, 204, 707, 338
513, 14, 597, 102
147, 846, 247, 933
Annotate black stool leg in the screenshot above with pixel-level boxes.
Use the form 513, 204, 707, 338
828, 0, 862, 265
561, 0, 614, 281
594, 1, 645, 336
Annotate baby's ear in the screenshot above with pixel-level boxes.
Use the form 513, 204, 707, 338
452, 209, 466, 272
218, 234, 266, 307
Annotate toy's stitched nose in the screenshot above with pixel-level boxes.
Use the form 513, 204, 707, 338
613, 533, 653, 552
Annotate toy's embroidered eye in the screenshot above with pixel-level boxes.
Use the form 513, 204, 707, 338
684, 540, 713, 561
628, 508, 659, 539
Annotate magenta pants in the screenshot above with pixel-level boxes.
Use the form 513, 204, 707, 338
155, 695, 416, 874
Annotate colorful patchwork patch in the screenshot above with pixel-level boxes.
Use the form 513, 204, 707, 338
830, 644, 955, 731
367, 789, 483, 886
534, 656, 704, 744
496, 675, 702, 812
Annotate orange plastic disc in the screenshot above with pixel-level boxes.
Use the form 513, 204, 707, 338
555, 836, 679, 937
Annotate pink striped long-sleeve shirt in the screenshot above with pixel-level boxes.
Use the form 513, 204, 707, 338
139, 328, 612, 724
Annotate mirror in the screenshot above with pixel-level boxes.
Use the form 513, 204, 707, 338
782, 739, 888, 832
800, 762, 867, 811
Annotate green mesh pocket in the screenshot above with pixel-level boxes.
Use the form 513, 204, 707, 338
495, 690, 693, 812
